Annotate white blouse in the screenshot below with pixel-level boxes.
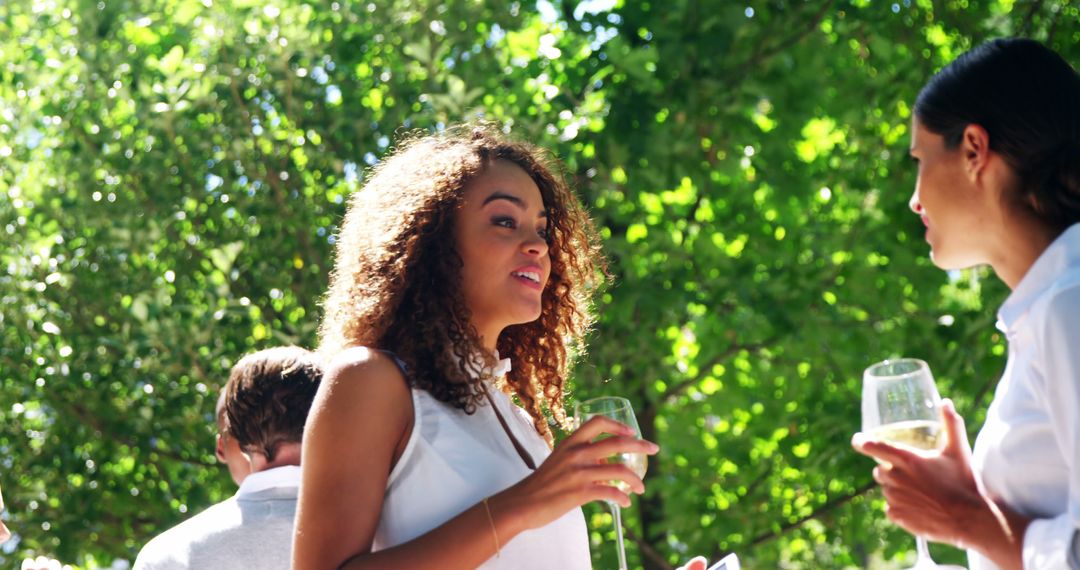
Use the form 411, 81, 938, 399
371, 357, 591, 569
970, 223, 1080, 570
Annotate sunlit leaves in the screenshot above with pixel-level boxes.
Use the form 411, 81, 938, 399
2, 0, 1077, 568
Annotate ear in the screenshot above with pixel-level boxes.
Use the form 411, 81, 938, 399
960, 124, 991, 182
215, 434, 227, 463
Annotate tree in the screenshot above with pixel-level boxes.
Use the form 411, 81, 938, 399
1, 0, 1077, 567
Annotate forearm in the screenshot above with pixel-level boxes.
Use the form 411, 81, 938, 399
958, 494, 1031, 570
339, 492, 528, 570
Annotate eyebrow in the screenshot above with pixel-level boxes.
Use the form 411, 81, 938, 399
482, 191, 548, 217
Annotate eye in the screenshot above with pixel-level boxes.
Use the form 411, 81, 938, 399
493, 216, 517, 229
537, 226, 550, 241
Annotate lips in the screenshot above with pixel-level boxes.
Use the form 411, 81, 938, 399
512, 270, 541, 283
511, 265, 545, 290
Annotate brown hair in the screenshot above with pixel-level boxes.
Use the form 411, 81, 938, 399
224, 346, 323, 461
318, 125, 605, 442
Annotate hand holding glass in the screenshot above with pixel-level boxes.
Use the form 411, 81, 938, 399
574, 396, 647, 570
861, 358, 964, 570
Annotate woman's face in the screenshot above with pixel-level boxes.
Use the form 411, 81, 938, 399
454, 159, 551, 347
908, 117, 987, 269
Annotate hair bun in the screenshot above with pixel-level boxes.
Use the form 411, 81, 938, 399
1029, 139, 1080, 225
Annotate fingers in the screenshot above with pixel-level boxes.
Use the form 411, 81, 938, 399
584, 435, 659, 459
872, 463, 919, 488
677, 556, 709, 570
582, 463, 646, 494
852, 432, 918, 466
940, 399, 970, 455
566, 415, 636, 443
579, 479, 634, 507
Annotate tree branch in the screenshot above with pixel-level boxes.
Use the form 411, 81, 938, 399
626, 524, 675, 570
732, 0, 835, 81
745, 480, 876, 548
1019, 0, 1045, 37
662, 335, 781, 403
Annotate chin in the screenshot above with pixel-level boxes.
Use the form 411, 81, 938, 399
929, 249, 982, 271
510, 305, 544, 326
929, 252, 960, 270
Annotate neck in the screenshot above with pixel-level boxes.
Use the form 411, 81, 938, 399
987, 211, 1061, 290
246, 442, 302, 473
477, 323, 503, 353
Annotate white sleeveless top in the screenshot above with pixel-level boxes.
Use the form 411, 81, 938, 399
372, 357, 591, 569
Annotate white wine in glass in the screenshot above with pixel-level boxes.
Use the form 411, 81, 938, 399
862, 358, 964, 570
574, 396, 647, 570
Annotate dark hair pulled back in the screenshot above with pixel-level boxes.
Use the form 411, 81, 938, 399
915, 38, 1080, 228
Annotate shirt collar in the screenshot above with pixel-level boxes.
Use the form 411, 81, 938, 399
463, 349, 512, 381
997, 223, 1080, 332
236, 465, 301, 497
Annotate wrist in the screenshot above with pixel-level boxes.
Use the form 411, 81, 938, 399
487, 489, 529, 542
959, 493, 1029, 570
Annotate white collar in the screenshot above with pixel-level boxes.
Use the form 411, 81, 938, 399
998, 223, 1080, 332
236, 465, 301, 497
463, 349, 512, 380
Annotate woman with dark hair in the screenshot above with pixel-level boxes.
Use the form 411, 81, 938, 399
292, 126, 661, 569
854, 38, 1080, 570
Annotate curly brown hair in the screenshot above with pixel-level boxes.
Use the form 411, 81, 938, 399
318, 125, 604, 443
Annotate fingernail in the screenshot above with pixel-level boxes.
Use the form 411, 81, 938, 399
852, 433, 866, 447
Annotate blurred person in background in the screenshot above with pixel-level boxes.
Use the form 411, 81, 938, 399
214, 389, 251, 486
134, 346, 322, 569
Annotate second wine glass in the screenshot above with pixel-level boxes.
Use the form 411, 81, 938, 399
862, 358, 964, 570
574, 396, 647, 570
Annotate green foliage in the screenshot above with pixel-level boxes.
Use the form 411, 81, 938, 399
1, 0, 1077, 567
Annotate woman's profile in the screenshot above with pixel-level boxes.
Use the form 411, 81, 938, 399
854, 38, 1080, 570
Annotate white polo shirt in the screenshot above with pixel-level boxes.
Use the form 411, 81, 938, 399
133, 465, 300, 570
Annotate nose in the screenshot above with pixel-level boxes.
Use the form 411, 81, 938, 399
908, 188, 923, 214
523, 231, 549, 257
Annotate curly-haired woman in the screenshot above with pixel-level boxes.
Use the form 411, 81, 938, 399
854, 39, 1080, 570
292, 126, 660, 569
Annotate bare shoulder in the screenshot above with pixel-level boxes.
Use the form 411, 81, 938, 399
309, 347, 412, 428
308, 347, 416, 444
297, 347, 413, 566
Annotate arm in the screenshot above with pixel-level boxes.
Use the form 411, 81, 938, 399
852, 400, 1029, 569
851, 286, 1080, 568
293, 347, 660, 570
951, 286, 1080, 569
292, 347, 414, 569
1016, 285, 1080, 570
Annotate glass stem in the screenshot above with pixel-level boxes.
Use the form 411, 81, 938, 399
612, 503, 628, 570
915, 536, 935, 567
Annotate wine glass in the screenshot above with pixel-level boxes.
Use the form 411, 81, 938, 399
574, 396, 647, 570
862, 358, 964, 570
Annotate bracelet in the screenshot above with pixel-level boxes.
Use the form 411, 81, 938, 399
482, 496, 501, 557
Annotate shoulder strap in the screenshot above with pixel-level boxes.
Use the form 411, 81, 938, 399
483, 389, 537, 471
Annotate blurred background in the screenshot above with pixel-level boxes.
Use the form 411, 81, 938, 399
2, 0, 1078, 568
